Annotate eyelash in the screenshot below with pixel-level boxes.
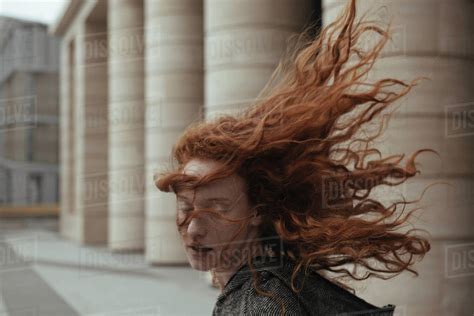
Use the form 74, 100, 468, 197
179, 206, 227, 213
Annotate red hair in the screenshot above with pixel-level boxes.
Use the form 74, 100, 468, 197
155, 0, 436, 312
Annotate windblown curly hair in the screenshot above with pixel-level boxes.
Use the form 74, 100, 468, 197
155, 0, 435, 312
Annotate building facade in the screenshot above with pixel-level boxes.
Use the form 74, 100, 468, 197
51, 0, 473, 315
0, 16, 60, 206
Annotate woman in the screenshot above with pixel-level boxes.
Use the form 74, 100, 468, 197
155, 0, 434, 315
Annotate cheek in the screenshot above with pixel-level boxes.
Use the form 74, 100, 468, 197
212, 219, 248, 244
175, 213, 189, 235
217, 207, 252, 229
176, 211, 186, 223
175, 210, 183, 220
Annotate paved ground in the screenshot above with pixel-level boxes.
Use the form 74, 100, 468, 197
0, 218, 218, 316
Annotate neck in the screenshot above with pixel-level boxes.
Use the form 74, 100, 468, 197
212, 238, 266, 293
212, 269, 235, 292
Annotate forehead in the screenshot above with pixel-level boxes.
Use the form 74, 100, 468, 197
182, 158, 222, 177
178, 158, 246, 201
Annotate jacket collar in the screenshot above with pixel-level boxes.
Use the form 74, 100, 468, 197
215, 255, 397, 315
215, 254, 283, 302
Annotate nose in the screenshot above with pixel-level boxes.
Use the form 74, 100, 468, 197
187, 216, 207, 240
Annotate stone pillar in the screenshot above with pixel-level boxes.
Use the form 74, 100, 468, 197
74, 25, 86, 242
108, 0, 145, 251
57, 0, 107, 243
59, 40, 69, 236
59, 38, 79, 241
144, 0, 203, 264
82, 15, 109, 244
205, 0, 316, 118
323, 1, 474, 315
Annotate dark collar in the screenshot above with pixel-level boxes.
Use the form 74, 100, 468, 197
215, 256, 397, 315
216, 255, 284, 302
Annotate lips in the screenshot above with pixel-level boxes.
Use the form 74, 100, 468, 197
187, 244, 213, 254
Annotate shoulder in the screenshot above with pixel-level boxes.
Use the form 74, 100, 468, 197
214, 255, 395, 316
242, 270, 308, 315
245, 258, 391, 315
303, 272, 384, 314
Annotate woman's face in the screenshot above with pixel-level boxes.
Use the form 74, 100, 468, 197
176, 158, 262, 271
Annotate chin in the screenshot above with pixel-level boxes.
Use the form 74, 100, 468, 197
186, 252, 213, 271
189, 261, 210, 271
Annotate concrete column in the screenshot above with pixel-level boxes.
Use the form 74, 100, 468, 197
108, 0, 145, 251
323, 1, 474, 315
81, 14, 109, 245
74, 25, 86, 242
205, 0, 316, 118
59, 37, 78, 241
63, 21, 105, 244
58, 0, 109, 244
144, 0, 203, 263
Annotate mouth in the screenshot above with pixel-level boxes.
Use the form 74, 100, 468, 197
187, 244, 213, 254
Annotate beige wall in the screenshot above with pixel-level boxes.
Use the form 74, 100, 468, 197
32, 124, 58, 163
54, 2, 472, 314
4, 128, 27, 161
3, 72, 30, 162
33, 72, 59, 164
35, 72, 59, 117
324, 1, 474, 315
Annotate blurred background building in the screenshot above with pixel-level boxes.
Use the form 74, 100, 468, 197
0, 0, 471, 315
50, 0, 474, 315
0, 16, 59, 207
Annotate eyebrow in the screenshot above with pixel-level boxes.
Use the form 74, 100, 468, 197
176, 195, 231, 204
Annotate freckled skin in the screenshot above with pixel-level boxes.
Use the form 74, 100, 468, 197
177, 158, 263, 288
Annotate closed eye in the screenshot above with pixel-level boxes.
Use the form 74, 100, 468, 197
179, 206, 227, 213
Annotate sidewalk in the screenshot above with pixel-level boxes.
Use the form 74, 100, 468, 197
0, 218, 218, 316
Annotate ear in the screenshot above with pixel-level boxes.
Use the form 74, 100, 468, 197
250, 211, 262, 227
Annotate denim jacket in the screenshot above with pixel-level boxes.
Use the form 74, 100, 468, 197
212, 255, 395, 315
